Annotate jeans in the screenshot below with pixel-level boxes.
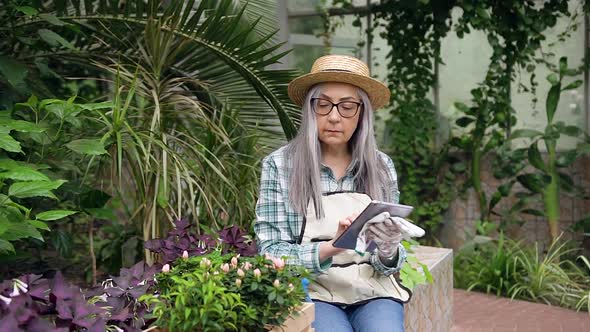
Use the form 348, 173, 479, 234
312, 299, 404, 332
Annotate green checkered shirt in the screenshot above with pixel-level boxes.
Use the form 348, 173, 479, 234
254, 145, 406, 276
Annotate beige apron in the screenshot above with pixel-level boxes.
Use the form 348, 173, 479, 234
301, 192, 411, 305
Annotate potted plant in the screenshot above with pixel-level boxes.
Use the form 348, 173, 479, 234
140, 251, 312, 331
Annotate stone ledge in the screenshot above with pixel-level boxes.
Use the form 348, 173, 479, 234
404, 246, 454, 332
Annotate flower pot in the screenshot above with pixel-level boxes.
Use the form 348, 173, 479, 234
269, 302, 315, 332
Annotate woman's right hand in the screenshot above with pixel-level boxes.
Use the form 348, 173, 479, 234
319, 213, 359, 261
332, 213, 358, 241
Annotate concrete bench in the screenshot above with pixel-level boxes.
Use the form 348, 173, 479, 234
404, 246, 454, 332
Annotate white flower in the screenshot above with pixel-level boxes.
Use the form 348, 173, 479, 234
182, 250, 189, 259
0, 294, 11, 306
162, 264, 170, 273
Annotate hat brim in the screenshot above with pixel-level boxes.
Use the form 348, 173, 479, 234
288, 71, 391, 110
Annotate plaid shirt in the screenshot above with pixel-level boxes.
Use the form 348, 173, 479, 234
254, 145, 407, 276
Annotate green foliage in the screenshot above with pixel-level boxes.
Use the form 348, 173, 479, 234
381, 100, 456, 239
455, 234, 590, 311
399, 241, 434, 290
505, 57, 588, 241
142, 251, 310, 331
330, 0, 457, 239
0, 107, 76, 254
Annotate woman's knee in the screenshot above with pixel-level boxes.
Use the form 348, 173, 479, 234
349, 299, 405, 332
312, 301, 354, 332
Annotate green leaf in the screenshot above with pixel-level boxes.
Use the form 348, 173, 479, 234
8, 180, 66, 199
267, 291, 276, 302
546, 73, 559, 86
28, 219, 50, 231
0, 120, 44, 133
456, 117, 474, 127
0, 220, 43, 241
558, 57, 568, 75
517, 173, 551, 193
36, 210, 77, 221
85, 208, 116, 221
489, 191, 502, 210
0, 134, 22, 153
420, 263, 434, 283
0, 239, 15, 254
522, 209, 545, 217
527, 142, 545, 171
79, 102, 115, 110
562, 80, 582, 91
0, 56, 28, 88
66, 139, 108, 156
39, 14, 66, 26
546, 84, 561, 123
38, 29, 76, 50
0, 166, 50, 181
15, 6, 38, 16
559, 125, 582, 137
556, 150, 578, 168
578, 143, 590, 155
510, 129, 542, 140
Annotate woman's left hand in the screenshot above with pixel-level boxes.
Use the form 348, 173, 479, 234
366, 218, 402, 258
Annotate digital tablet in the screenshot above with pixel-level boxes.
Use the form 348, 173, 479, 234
332, 201, 414, 250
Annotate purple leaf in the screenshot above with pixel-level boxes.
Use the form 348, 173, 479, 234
0, 314, 23, 332
104, 287, 125, 297
108, 306, 131, 321
28, 316, 59, 332
56, 299, 73, 320
88, 318, 107, 332
127, 285, 149, 299
50, 272, 74, 300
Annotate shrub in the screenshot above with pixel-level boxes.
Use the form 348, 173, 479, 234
454, 234, 590, 311
141, 251, 310, 331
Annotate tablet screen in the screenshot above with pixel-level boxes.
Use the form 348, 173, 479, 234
332, 201, 413, 250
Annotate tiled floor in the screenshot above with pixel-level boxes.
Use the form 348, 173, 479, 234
451, 289, 589, 332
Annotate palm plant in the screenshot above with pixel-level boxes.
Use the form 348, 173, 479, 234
1, 0, 302, 263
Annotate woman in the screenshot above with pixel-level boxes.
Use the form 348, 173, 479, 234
254, 55, 410, 332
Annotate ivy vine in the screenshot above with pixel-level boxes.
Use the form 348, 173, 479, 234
330, 0, 584, 234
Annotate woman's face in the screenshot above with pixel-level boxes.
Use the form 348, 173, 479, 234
314, 82, 362, 149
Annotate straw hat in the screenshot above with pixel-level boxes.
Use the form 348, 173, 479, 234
288, 54, 390, 110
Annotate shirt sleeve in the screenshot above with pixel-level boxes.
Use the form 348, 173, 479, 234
371, 152, 406, 275
254, 155, 332, 273
370, 244, 407, 276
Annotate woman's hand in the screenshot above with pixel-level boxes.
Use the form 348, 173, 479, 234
319, 213, 358, 261
333, 213, 358, 241
367, 218, 402, 258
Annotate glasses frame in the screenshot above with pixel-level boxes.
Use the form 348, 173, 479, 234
310, 98, 363, 118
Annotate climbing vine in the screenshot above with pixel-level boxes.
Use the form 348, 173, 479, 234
330, 0, 582, 234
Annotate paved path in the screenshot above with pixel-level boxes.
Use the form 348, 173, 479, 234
451, 289, 589, 332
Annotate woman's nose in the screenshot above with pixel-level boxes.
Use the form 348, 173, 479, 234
327, 105, 341, 122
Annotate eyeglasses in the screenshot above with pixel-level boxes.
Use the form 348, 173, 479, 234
311, 98, 363, 118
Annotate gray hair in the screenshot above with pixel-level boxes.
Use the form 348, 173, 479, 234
285, 84, 392, 218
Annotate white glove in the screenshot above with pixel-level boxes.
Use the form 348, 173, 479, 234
366, 215, 402, 257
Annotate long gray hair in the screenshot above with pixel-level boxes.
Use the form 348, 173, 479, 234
285, 84, 392, 218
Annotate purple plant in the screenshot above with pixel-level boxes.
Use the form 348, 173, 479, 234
219, 225, 257, 256
0, 272, 106, 332
85, 261, 161, 332
144, 219, 257, 264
